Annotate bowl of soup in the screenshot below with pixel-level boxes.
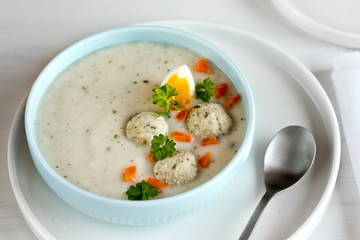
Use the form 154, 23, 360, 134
25, 25, 255, 225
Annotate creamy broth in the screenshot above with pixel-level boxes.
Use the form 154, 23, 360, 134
36, 42, 246, 199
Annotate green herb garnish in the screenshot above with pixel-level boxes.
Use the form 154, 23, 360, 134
126, 180, 160, 200
195, 77, 214, 102
152, 84, 182, 116
150, 134, 176, 161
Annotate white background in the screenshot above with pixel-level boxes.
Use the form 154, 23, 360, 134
1, 0, 360, 239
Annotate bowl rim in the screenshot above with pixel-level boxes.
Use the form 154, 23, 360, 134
24, 25, 256, 206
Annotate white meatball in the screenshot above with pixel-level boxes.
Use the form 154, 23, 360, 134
186, 103, 232, 137
126, 112, 168, 145
154, 151, 198, 186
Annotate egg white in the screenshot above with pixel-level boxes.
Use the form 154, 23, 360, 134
161, 65, 195, 96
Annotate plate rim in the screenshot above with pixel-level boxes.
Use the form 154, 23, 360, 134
271, 0, 360, 49
7, 20, 341, 240
7, 93, 54, 240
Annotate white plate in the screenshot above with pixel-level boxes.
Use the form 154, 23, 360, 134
8, 21, 340, 240
271, 0, 360, 49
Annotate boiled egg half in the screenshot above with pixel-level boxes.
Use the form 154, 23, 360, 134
161, 65, 195, 107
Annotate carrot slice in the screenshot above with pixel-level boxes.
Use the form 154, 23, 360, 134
176, 108, 188, 122
194, 59, 211, 74
214, 83, 229, 98
172, 131, 192, 142
147, 153, 156, 163
198, 152, 211, 168
200, 137, 218, 146
225, 94, 241, 109
146, 177, 169, 191
123, 165, 136, 182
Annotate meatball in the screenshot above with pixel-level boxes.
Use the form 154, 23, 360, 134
186, 103, 232, 137
126, 112, 168, 145
154, 151, 198, 186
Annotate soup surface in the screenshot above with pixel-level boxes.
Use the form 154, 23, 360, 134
36, 42, 246, 199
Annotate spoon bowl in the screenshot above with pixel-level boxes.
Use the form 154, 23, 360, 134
239, 126, 316, 239
264, 126, 315, 193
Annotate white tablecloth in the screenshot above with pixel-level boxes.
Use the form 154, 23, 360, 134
1, 0, 359, 239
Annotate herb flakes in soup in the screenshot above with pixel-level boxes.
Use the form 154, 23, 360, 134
36, 42, 246, 200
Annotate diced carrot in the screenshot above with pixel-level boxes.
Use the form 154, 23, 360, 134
124, 165, 136, 182
194, 59, 211, 74
225, 94, 241, 109
172, 131, 192, 143
146, 177, 169, 191
198, 152, 211, 168
176, 108, 188, 122
147, 153, 156, 163
200, 137, 218, 146
214, 83, 229, 98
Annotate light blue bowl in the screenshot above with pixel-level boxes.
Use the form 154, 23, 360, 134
25, 26, 255, 225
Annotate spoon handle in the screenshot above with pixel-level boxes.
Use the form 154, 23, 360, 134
239, 191, 273, 240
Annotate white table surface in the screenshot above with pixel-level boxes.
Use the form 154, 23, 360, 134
1, 0, 359, 239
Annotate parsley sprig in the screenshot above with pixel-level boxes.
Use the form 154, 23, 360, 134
150, 134, 176, 161
152, 84, 182, 116
195, 77, 214, 102
126, 180, 160, 200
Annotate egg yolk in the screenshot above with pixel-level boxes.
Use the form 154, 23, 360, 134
166, 74, 191, 107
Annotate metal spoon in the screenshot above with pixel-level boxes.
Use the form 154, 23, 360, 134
239, 125, 316, 240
